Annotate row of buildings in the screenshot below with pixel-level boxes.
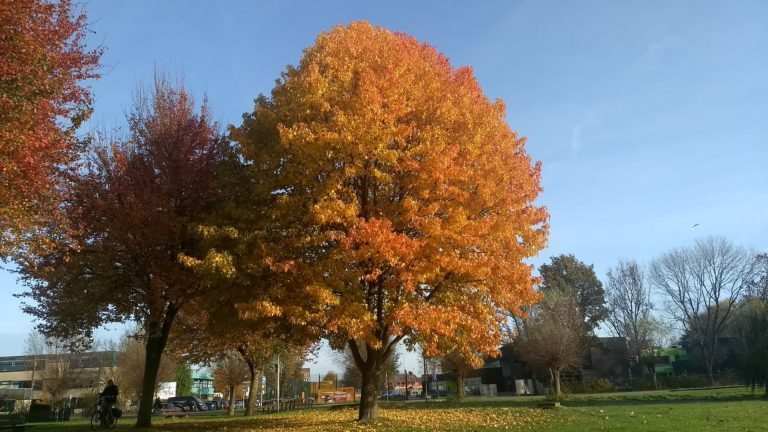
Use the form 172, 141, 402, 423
1, 337, 694, 403
0, 351, 215, 403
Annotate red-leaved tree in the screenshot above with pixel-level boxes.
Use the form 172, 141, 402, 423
18, 77, 232, 427
0, 0, 101, 255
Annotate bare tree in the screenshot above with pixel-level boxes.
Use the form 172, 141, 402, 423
212, 352, 249, 416
747, 253, 768, 301
605, 260, 653, 357
516, 289, 588, 398
113, 333, 175, 402
650, 236, 756, 383
24, 332, 81, 404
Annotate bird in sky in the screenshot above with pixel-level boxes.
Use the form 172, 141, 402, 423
691, 223, 700, 230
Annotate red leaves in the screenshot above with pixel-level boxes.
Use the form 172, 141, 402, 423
0, 0, 101, 254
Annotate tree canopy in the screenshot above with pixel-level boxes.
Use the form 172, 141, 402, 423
231, 21, 548, 420
539, 254, 607, 335
651, 236, 757, 384
0, 0, 101, 256
17, 77, 231, 427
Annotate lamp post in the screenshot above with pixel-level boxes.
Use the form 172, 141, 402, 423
423, 356, 428, 402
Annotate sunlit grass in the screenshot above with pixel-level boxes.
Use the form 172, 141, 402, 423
24, 387, 768, 431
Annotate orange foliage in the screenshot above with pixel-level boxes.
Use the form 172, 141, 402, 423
233, 21, 548, 419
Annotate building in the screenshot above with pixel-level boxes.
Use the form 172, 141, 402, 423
0, 351, 118, 401
191, 371, 214, 400
429, 337, 634, 396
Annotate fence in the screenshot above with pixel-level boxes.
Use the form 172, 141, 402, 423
260, 397, 314, 414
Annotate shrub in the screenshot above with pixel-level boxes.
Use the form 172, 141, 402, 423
585, 378, 616, 393
559, 381, 584, 395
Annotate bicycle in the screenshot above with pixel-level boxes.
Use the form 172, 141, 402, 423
90, 396, 118, 430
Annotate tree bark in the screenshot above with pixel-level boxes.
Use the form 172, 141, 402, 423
227, 385, 236, 416
358, 363, 380, 422
456, 373, 465, 400
701, 344, 715, 385
554, 368, 561, 398
245, 360, 258, 416
135, 304, 177, 428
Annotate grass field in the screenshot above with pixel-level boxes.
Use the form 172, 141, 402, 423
22, 387, 768, 431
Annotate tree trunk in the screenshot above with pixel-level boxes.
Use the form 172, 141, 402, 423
554, 368, 561, 398
135, 304, 177, 427
699, 342, 716, 385
646, 362, 658, 390
245, 361, 258, 416
358, 363, 380, 422
456, 373, 465, 400
227, 385, 236, 416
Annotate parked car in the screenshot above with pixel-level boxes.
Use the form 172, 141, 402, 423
167, 396, 207, 412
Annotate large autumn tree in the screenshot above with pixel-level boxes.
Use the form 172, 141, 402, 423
0, 0, 101, 256
232, 21, 548, 421
17, 77, 231, 427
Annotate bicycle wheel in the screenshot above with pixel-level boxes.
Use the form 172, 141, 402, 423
107, 413, 118, 429
90, 411, 100, 430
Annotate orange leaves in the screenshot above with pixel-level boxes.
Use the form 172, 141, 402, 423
234, 21, 549, 384
341, 218, 421, 271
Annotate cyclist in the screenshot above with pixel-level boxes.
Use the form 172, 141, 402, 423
99, 379, 119, 413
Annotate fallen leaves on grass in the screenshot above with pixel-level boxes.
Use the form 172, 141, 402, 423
153, 405, 550, 431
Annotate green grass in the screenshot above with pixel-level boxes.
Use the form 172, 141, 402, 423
19, 387, 768, 431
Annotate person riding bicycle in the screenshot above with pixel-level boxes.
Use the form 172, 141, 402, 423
99, 379, 119, 412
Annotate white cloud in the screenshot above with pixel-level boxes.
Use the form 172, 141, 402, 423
570, 124, 583, 151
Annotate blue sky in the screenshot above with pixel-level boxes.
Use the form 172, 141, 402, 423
1, 1, 766, 376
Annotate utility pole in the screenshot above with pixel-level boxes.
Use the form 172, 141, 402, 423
29, 353, 37, 405
385, 372, 389, 401
276, 354, 281, 413
404, 370, 408, 401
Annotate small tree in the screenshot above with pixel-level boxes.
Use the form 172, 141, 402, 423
175, 364, 193, 397
517, 289, 588, 398
637, 318, 674, 390
25, 332, 80, 404
440, 350, 478, 400
213, 353, 249, 416
605, 259, 653, 358
540, 254, 608, 336
738, 300, 768, 395
113, 333, 175, 402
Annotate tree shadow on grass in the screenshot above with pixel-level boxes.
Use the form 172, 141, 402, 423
381, 391, 766, 411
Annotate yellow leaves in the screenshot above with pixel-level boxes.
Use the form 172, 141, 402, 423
306, 283, 340, 307
237, 300, 282, 319
151, 405, 551, 431
178, 249, 236, 279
